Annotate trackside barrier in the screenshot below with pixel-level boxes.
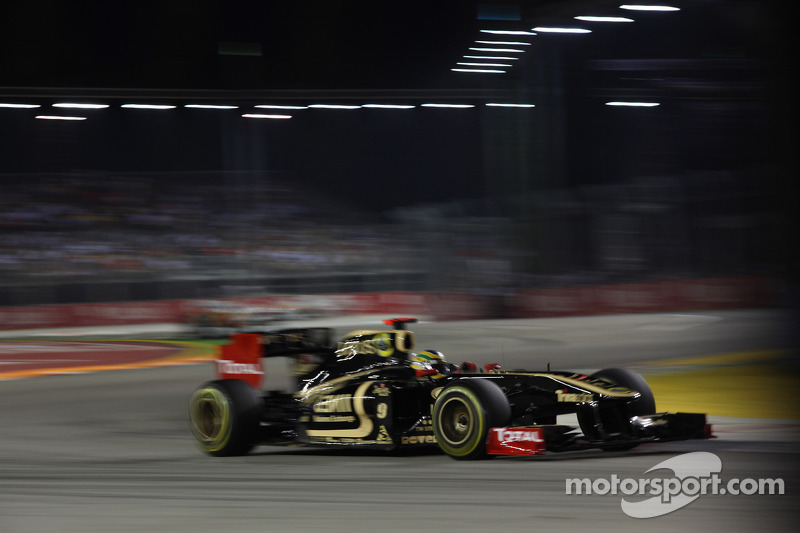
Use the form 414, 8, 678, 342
509, 276, 776, 318
0, 276, 778, 331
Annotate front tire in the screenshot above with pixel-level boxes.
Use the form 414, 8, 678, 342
189, 379, 262, 456
432, 378, 511, 460
591, 367, 656, 415
583, 367, 656, 451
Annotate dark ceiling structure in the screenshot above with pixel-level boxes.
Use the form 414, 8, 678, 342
0, 1, 790, 100
0, 1, 794, 210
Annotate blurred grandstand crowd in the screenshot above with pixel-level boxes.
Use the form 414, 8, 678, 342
0, 172, 417, 285
0, 168, 785, 308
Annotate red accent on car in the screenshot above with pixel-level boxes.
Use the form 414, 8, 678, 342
484, 363, 501, 372
486, 427, 546, 456
415, 368, 439, 378
217, 333, 265, 388
383, 317, 418, 330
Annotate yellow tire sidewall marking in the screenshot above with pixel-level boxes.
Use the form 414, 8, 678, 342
434, 386, 485, 457
190, 386, 232, 453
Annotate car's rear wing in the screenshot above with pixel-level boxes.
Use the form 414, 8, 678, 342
216, 328, 335, 388
216, 318, 420, 388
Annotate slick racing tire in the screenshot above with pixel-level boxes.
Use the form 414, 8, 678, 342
591, 367, 656, 416
432, 378, 511, 460
189, 379, 262, 457
583, 367, 657, 451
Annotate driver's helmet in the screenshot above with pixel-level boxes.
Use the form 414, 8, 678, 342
410, 349, 451, 378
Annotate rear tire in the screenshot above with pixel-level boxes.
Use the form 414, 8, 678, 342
432, 379, 511, 460
189, 379, 262, 456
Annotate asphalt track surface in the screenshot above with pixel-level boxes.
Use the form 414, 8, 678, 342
1, 310, 798, 533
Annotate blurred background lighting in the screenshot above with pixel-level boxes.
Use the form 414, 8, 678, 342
532, 27, 592, 33
242, 113, 292, 119
486, 103, 536, 107
480, 30, 536, 35
362, 104, 416, 109
464, 55, 519, 60
53, 103, 109, 109
605, 101, 661, 106
35, 115, 87, 120
255, 105, 308, 109
620, 4, 680, 11
421, 104, 475, 108
308, 104, 362, 109
0, 103, 40, 108
457, 62, 513, 67
475, 40, 531, 46
184, 104, 239, 109
469, 47, 526, 53
575, 16, 634, 22
121, 104, 176, 109
451, 68, 506, 73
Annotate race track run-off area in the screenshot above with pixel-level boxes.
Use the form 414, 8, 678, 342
0, 339, 215, 380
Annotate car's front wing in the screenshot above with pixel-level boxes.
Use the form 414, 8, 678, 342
486, 412, 713, 456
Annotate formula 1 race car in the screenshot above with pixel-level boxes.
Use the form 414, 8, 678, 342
189, 318, 712, 459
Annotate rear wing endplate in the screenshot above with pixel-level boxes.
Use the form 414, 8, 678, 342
216, 328, 334, 388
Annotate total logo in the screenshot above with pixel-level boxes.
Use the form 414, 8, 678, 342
492, 428, 545, 443
216, 359, 263, 375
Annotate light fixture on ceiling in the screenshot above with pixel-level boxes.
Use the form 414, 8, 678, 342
532, 27, 592, 34
619, 5, 680, 11
575, 16, 634, 22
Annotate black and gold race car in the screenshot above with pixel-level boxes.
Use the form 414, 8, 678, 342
189, 318, 711, 459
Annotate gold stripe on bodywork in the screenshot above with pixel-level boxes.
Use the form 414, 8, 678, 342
296, 369, 380, 404
305, 381, 375, 438
476, 373, 638, 398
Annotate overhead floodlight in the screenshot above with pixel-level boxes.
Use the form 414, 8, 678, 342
121, 104, 176, 109
255, 105, 308, 110
532, 27, 592, 33
469, 47, 526, 53
0, 103, 40, 108
458, 62, 513, 67
464, 55, 519, 60
185, 104, 239, 109
475, 40, 531, 46
242, 113, 292, 119
452, 68, 506, 73
605, 101, 660, 107
421, 104, 475, 108
486, 103, 536, 108
480, 30, 536, 35
620, 5, 680, 11
575, 16, 634, 22
362, 104, 416, 109
53, 103, 109, 109
308, 104, 362, 109
35, 115, 87, 121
